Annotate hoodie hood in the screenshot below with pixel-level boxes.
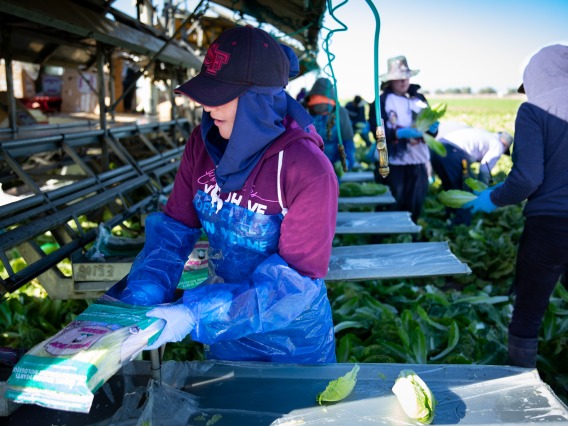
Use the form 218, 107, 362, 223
522, 44, 568, 121
202, 86, 313, 193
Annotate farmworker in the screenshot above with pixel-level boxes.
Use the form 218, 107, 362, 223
304, 77, 358, 171
372, 55, 438, 222
116, 25, 338, 364
345, 95, 372, 147
430, 127, 513, 225
464, 44, 568, 368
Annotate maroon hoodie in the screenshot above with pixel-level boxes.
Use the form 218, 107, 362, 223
165, 116, 339, 278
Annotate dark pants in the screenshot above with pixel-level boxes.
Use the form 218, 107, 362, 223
377, 163, 429, 223
509, 216, 568, 339
430, 142, 472, 225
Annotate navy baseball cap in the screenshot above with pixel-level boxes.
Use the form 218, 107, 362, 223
175, 25, 290, 106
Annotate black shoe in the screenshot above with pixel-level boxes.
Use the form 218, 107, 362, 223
507, 334, 538, 368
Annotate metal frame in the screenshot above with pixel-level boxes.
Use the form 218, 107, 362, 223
0, 119, 191, 299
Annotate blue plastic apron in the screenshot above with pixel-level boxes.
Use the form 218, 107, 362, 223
190, 152, 336, 363
193, 188, 282, 283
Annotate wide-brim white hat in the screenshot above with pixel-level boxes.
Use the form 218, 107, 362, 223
380, 56, 419, 82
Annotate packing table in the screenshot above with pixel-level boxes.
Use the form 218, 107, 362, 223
2, 360, 568, 425
340, 171, 375, 183
338, 192, 396, 209
325, 242, 471, 281
335, 211, 421, 235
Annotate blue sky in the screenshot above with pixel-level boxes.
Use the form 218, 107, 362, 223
303, 0, 568, 101
115, 0, 568, 101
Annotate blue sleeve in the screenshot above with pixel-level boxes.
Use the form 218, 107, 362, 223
119, 212, 202, 306
183, 253, 321, 344
491, 104, 543, 206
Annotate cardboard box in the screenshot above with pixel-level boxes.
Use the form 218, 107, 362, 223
0, 61, 35, 99
60, 69, 99, 113
41, 75, 62, 96
21, 68, 36, 99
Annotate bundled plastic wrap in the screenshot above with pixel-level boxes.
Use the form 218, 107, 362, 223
85, 224, 145, 260
4, 298, 165, 413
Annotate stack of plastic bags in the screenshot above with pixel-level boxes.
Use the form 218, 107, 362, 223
4, 295, 165, 413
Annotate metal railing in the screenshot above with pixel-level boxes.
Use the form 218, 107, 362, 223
0, 118, 191, 299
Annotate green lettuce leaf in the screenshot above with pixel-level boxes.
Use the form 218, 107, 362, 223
437, 190, 477, 208
415, 103, 447, 133
317, 364, 360, 405
464, 177, 488, 192
424, 133, 447, 157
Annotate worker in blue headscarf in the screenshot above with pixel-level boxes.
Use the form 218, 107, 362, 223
112, 26, 338, 364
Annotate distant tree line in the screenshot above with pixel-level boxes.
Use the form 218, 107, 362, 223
423, 87, 520, 95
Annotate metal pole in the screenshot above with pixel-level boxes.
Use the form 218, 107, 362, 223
149, 348, 162, 383
1, 28, 17, 132
170, 76, 177, 121
96, 42, 107, 131
96, 42, 110, 170
107, 50, 116, 122
108, 0, 207, 113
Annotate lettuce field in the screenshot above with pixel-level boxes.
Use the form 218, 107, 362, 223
1, 96, 567, 404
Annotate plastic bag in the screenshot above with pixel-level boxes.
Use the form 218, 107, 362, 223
85, 224, 145, 261
4, 298, 165, 413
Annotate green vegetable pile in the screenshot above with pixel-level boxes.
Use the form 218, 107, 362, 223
339, 182, 388, 197
333, 161, 345, 179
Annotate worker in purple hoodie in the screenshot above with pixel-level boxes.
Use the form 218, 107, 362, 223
117, 25, 338, 363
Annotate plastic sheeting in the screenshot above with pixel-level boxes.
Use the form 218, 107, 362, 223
325, 242, 471, 281
338, 191, 396, 209
4, 360, 568, 425
3, 300, 165, 413
335, 211, 422, 234
340, 171, 375, 182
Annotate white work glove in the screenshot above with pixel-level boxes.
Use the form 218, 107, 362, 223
145, 303, 194, 350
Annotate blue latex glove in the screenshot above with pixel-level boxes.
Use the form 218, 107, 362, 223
464, 188, 497, 213
396, 127, 423, 139
428, 121, 440, 134
146, 303, 195, 350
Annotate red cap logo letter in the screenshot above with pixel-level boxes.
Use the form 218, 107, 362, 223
204, 43, 230, 75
